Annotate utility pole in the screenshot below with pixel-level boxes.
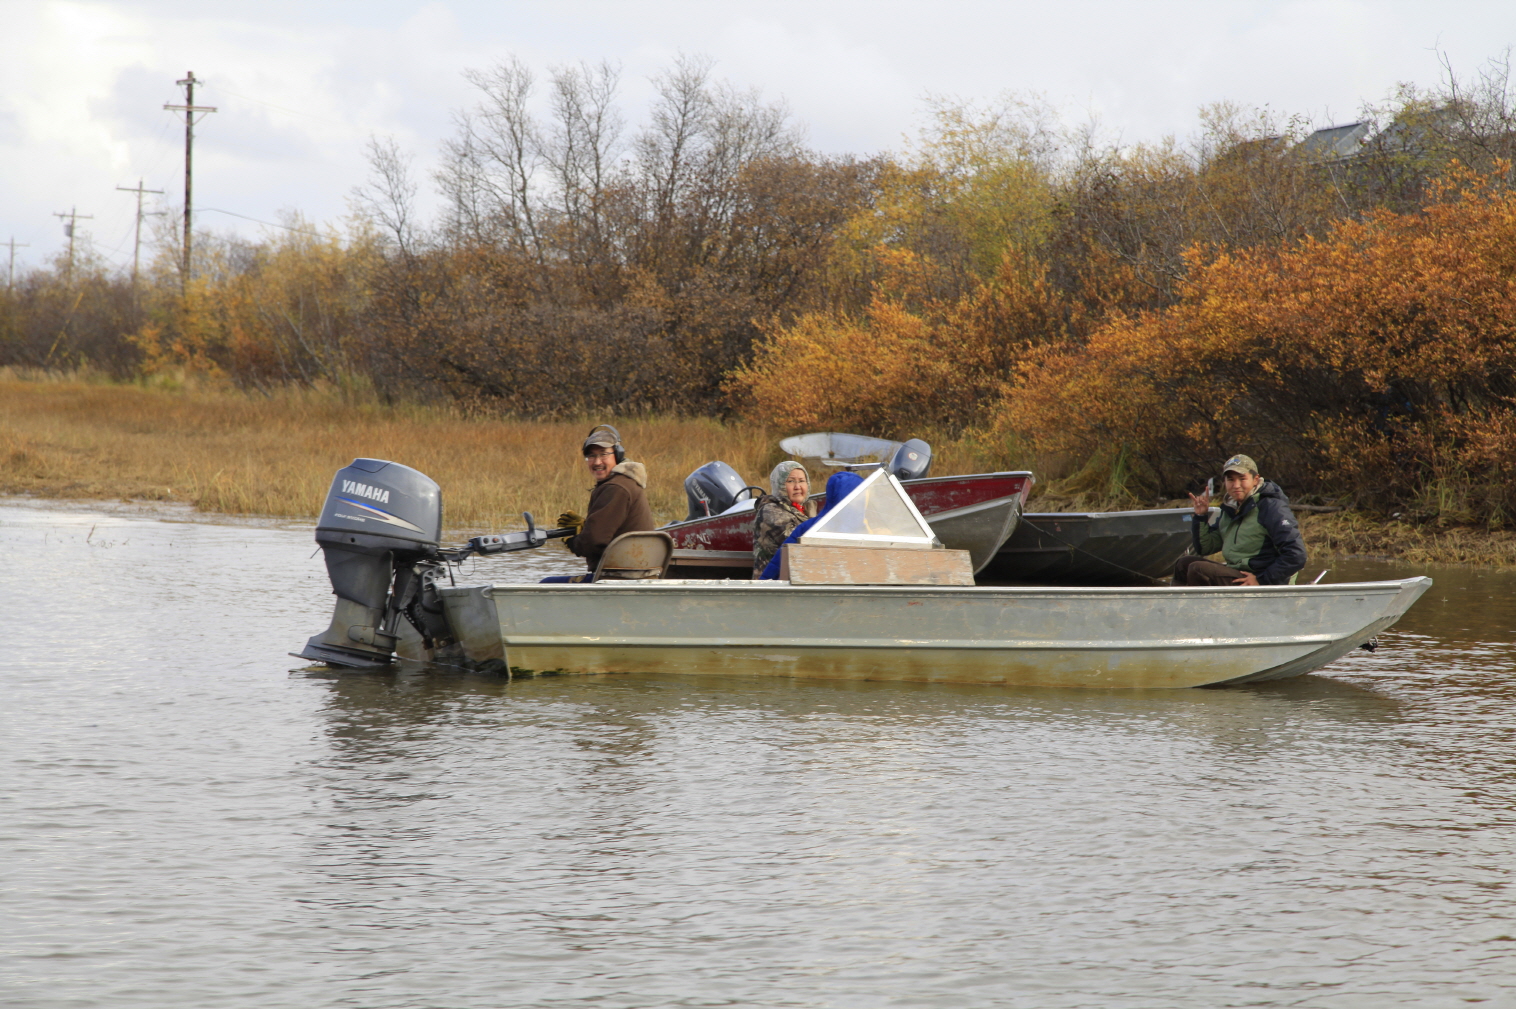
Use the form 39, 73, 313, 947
5, 237, 29, 291
116, 178, 165, 297
163, 71, 216, 292
52, 207, 93, 284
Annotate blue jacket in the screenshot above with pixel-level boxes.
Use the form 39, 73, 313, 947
759, 471, 865, 580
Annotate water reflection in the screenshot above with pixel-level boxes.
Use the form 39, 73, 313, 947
294, 666, 1516, 1006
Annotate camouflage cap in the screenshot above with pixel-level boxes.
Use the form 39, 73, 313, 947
1222, 454, 1259, 476
582, 428, 620, 454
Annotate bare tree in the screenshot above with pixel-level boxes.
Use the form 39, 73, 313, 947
456, 57, 546, 261
543, 60, 625, 244
436, 112, 490, 242
353, 135, 419, 254
629, 54, 801, 271
636, 53, 717, 228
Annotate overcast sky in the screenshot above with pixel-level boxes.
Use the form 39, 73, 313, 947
3, 0, 1513, 276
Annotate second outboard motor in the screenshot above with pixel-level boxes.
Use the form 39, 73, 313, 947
297, 458, 443, 668
888, 439, 933, 481
684, 461, 748, 519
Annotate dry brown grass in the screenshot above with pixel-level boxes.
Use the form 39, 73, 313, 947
1298, 510, 1516, 569
0, 375, 788, 531
0, 375, 1024, 533
8, 374, 1515, 567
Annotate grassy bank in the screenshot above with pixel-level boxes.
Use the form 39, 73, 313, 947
0, 375, 1001, 531
1294, 510, 1516, 568
4, 374, 1514, 567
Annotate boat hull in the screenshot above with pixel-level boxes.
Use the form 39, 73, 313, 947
437, 577, 1431, 689
988, 508, 1196, 583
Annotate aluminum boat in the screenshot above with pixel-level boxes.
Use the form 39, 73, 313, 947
434, 577, 1432, 689
295, 457, 1430, 691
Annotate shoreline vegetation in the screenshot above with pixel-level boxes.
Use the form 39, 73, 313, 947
0, 373, 1007, 530
7, 55, 1516, 568
4, 373, 1514, 569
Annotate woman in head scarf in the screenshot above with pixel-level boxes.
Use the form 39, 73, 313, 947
751, 460, 813, 578
757, 470, 864, 581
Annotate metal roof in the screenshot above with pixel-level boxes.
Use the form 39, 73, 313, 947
1294, 121, 1372, 163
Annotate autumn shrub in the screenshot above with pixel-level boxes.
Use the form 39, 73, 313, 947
727, 250, 1080, 436
1000, 168, 1516, 524
129, 227, 379, 389
0, 254, 142, 376
827, 95, 1061, 308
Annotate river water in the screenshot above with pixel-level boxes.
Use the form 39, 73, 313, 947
3, 500, 1514, 1008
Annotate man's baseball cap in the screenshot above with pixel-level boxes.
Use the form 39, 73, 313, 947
583, 429, 619, 454
1222, 454, 1258, 476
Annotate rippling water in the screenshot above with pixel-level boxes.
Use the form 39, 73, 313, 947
4, 501, 1515, 1008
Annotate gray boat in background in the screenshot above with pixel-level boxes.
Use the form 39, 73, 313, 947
986, 507, 1196, 584
777, 432, 1197, 584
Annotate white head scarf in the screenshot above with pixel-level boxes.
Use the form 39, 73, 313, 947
769, 460, 809, 498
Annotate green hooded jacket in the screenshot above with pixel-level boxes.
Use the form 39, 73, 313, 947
1193, 479, 1308, 585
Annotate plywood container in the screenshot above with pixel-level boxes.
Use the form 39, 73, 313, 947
780, 543, 975, 586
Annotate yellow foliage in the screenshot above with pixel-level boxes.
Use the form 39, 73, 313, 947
831, 96, 1059, 301
133, 224, 379, 387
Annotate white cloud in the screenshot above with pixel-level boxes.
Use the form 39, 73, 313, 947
2, 0, 1513, 274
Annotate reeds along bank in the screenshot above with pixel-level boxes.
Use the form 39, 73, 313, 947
0, 378, 793, 528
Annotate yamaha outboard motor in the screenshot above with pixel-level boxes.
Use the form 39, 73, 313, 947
888, 439, 933, 481
684, 461, 748, 519
298, 458, 443, 668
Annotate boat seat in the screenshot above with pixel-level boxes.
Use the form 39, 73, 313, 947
593, 531, 675, 581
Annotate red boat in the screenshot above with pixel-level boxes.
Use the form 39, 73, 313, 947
666, 470, 1034, 579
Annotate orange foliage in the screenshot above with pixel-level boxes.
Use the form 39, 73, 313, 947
727, 250, 1081, 436
1001, 167, 1516, 522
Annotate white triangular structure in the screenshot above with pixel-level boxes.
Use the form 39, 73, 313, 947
799, 468, 938, 549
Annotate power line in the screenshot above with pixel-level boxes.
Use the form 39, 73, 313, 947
198, 81, 351, 130
197, 207, 324, 237
163, 71, 217, 292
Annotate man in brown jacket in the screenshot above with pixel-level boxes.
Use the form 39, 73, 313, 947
554, 425, 655, 579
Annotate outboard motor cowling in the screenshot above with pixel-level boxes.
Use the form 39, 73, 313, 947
298, 459, 443, 668
888, 439, 933, 481
684, 461, 748, 520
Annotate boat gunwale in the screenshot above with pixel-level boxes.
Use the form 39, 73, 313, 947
497, 633, 1345, 650
1019, 506, 1195, 521
443, 576, 1430, 600
920, 492, 1025, 522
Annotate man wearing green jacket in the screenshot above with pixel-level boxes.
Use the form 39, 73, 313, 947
1173, 454, 1307, 586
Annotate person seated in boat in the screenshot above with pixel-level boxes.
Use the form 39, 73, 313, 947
1173, 453, 1306, 586
757, 470, 865, 581
751, 461, 815, 578
544, 425, 655, 583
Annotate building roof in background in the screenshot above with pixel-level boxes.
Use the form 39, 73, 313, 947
1295, 121, 1372, 163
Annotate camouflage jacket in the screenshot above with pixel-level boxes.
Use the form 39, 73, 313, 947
751, 494, 811, 577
